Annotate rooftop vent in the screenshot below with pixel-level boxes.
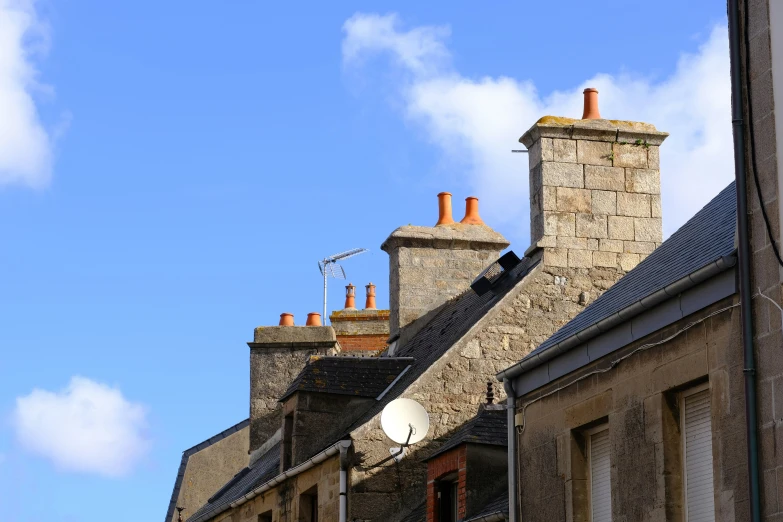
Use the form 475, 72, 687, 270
470, 250, 523, 296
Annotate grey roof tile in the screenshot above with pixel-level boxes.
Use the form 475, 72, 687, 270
464, 490, 509, 521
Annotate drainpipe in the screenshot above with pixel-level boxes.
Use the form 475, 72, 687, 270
728, 0, 762, 520
339, 444, 349, 522
503, 379, 518, 522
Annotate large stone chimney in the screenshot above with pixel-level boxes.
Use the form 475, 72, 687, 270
522, 88, 668, 271
381, 193, 509, 337
247, 313, 338, 453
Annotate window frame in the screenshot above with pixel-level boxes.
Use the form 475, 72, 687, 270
680, 382, 715, 522
585, 424, 611, 522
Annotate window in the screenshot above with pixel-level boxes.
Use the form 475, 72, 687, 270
436, 473, 459, 522
258, 511, 272, 522
299, 485, 318, 522
586, 425, 612, 522
283, 414, 294, 470
681, 384, 715, 521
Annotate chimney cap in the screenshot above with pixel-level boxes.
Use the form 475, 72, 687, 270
279, 313, 294, 326
305, 312, 322, 326
436, 192, 455, 226
460, 196, 484, 225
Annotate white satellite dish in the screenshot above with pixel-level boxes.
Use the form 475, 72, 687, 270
381, 398, 430, 446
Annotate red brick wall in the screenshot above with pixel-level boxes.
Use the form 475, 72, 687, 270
426, 445, 467, 522
336, 334, 387, 353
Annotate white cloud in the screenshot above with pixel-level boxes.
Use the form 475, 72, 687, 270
342, 14, 733, 240
0, 0, 54, 188
12, 376, 150, 477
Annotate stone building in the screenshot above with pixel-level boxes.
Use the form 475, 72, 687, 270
329, 283, 390, 354
495, 2, 783, 521
166, 85, 665, 520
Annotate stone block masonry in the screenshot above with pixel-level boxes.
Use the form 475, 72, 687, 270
523, 115, 668, 272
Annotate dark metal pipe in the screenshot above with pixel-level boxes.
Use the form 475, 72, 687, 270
503, 379, 518, 522
728, 0, 762, 519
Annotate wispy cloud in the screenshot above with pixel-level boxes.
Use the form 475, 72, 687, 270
342, 13, 733, 240
0, 0, 55, 188
12, 377, 150, 477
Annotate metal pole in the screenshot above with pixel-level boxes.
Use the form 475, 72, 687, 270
323, 261, 328, 324
728, 0, 761, 519
504, 379, 518, 522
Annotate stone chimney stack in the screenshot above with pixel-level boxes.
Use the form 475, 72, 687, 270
522, 88, 668, 271
382, 193, 509, 337
247, 318, 338, 453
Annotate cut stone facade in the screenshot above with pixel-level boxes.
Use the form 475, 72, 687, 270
522, 117, 668, 272
381, 224, 509, 337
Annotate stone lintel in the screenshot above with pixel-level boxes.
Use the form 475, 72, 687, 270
381, 224, 509, 253
329, 309, 391, 322
520, 117, 669, 148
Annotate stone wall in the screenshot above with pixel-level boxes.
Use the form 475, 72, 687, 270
522, 117, 667, 272
740, 0, 783, 517
346, 262, 626, 521
514, 298, 750, 521
381, 224, 509, 337
249, 326, 338, 453
174, 426, 249, 522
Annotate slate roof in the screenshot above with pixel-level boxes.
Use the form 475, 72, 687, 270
399, 500, 427, 522
165, 418, 249, 522
516, 181, 737, 367
340, 256, 538, 438
464, 490, 509, 521
425, 407, 507, 461
187, 442, 281, 522
279, 356, 414, 401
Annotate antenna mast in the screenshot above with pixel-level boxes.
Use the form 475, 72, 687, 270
318, 248, 367, 322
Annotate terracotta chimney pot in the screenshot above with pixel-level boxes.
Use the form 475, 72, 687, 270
582, 88, 601, 120
365, 282, 377, 310
460, 197, 485, 225
305, 313, 322, 326
435, 192, 455, 226
344, 283, 356, 309
279, 313, 294, 326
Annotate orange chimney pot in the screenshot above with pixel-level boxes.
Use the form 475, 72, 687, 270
435, 192, 455, 226
279, 313, 294, 326
344, 283, 356, 309
582, 88, 601, 120
365, 282, 377, 310
305, 313, 322, 326
460, 197, 485, 225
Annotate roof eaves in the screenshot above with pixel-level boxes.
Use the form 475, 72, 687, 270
495, 254, 737, 382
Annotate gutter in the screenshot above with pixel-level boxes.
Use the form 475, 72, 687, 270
728, 0, 762, 519
495, 255, 737, 382
339, 444, 350, 522
503, 380, 517, 522
464, 512, 508, 522
201, 439, 352, 518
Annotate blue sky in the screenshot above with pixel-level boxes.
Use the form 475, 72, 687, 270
0, 1, 732, 520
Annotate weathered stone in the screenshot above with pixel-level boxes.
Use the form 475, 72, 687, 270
542, 186, 557, 211
575, 213, 608, 239
625, 169, 661, 194
553, 139, 577, 162
460, 339, 481, 359
608, 216, 635, 240
585, 165, 625, 191
577, 140, 613, 166
592, 190, 617, 215
634, 218, 663, 242
568, 249, 593, 268
544, 247, 568, 267
587, 238, 599, 250
648, 146, 660, 169
529, 137, 554, 168
600, 239, 624, 253
593, 251, 618, 268
544, 211, 576, 237
617, 192, 651, 217
619, 252, 641, 271
557, 187, 592, 213
623, 241, 657, 254
613, 143, 649, 168
542, 162, 584, 188
557, 236, 589, 250
651, 195, 662, 218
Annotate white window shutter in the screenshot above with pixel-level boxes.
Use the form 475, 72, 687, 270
589, 428, 612, 522
683, 388, 716, 522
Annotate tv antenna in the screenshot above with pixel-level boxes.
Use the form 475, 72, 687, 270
381, 398, 430, 461
318, 248, 368, 321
